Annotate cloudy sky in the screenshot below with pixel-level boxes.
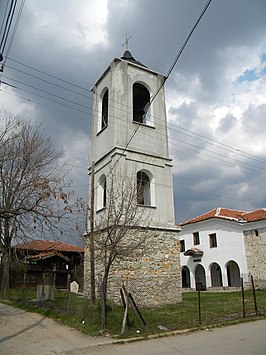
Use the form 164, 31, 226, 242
0, 0, 265, 226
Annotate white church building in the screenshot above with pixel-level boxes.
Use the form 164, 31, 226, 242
178, 207, 266, 290
84, 49, 181, 305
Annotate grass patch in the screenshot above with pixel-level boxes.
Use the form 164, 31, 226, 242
1, 288, 266, 338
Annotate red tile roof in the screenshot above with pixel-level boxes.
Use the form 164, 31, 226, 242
242, 209, 266, 222
179, 208, 266, 226
27, 251, 70, 262
14, 240, 84, 253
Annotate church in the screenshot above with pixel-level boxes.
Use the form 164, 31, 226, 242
84, 47, 181, 306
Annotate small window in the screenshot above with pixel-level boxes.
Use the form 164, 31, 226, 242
133, 83, 150, 124
101, 89, 108, 129
180, 240, 185, 253
209, 233, 217, 248
193, 232, 200, 245
97, 175, 107, 210
137, 171, 151, 205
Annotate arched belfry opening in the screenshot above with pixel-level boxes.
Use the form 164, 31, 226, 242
133, 83, 150, 124
97, 174, 106, 210
137, 170, 151, 206
101, 89, 108, 129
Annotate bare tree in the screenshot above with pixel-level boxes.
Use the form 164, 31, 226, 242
0, 110, 84, 296
88, 169, 151, 330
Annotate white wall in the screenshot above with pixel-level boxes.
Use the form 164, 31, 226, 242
90, 57, 176, 228
179, 219, 249, 288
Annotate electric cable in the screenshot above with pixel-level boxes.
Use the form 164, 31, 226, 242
2, 0, 265, 207
0, 0, 11, 48
1, 74, 90, 111
0, 0, 17, 53
104, 0, 214, 179
4, 63, 90, 99
2, 82, 266, 176
2, 80, 266, 181
7, 56, 91, 93
4, 52, 266, 167
4, 0, 25, 58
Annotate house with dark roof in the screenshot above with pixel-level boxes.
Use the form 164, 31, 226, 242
11, 240, 84, 289
178, 208, 266, 290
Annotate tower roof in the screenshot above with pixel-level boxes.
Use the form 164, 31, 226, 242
121, 50, 147, 68
92, 50, 165, 90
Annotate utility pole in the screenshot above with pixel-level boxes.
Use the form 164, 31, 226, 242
90, 161, 96, 304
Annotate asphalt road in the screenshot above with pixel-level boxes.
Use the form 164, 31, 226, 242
85, 320, 266, 355
0, 303, 265, 355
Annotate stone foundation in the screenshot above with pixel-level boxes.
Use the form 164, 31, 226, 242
84, 228, 182, 306
244, 227, 266, 289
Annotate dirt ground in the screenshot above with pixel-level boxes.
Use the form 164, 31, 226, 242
0, 303, 113, 354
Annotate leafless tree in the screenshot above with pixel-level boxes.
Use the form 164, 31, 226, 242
0, 110, 84, 296
88, 169, 151, 330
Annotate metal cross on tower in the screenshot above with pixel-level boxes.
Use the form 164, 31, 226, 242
122, 33, 131, 51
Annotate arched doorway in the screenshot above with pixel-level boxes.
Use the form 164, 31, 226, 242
182, 266, 191, 288
226, 260, 241, 287
195, 264, 206, 290
210, 263, 223, 287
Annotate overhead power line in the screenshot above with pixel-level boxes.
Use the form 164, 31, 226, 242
0, 0, 17, 54
1, 74, 90, 111
165, 0, 213, 80
2, 79, 266, 175
105, 0, 214, 178
5, 55, 266, 169
4, 63, 89, 99
2, 70, 266, 174
6, 56, 90, 93
0, 0, 25, 68
5, 0, 25, 58
2, 0, 265, 189
0, 87, 90, 118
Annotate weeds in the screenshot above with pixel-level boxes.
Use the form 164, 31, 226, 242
1, 288, 265, 338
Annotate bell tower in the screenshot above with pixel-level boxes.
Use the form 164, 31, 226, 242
90, 50, 176, 228
85, 50, 181, 306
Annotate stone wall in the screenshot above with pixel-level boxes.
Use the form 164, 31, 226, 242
84, 228, 182, 306
243, 227, 266, 289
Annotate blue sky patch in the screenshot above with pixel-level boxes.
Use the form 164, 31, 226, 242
237, 69, 258, 83
236, 51, 266, 83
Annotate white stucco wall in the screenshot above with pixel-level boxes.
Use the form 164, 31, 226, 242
91, 59, 169, 162
89, 57, 176, 228
91, 154, 175, 228
178, 219, 249, 289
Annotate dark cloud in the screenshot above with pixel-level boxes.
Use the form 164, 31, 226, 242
0, 0, 265, 226
217, 113, 238, 134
